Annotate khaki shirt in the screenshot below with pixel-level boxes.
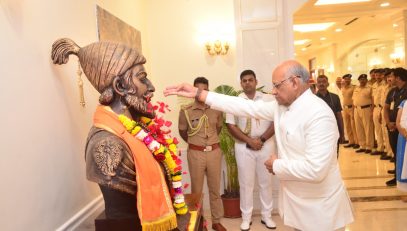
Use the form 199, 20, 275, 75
372, 81, 385, 106
341, 85, 355, 106
178, 102, 223, 146
352, 85, 373, 106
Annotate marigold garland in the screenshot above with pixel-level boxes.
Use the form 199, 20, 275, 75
118, 102, 188, 215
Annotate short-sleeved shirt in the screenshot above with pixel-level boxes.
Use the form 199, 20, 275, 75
178, 102, 223, 146
341, 85, 355, 106
352, 86, 372, 106
316, 91, 342, 113
385, 87, 407, 122
372, 81, 384, 106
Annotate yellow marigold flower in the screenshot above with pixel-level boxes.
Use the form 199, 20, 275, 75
173, 202, 185, 209
154, 146, 165, 155
166, 138, 173, 144
172, 175, 182, 181
176, 206, 188, 215
131, 126, 142, 135
168, 144, 177, 152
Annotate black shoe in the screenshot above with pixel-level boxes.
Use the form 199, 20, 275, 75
381, 155, 391, 160
386, 178, 397, 186
365, 149, 372, 153
390, 157, 395, 163
371, 151, 382, 155
353, 144, 360, 149
344, 144, 354, 148
356, 149, 366, 153
388, 170, 395, 174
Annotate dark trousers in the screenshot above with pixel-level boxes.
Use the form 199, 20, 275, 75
388, 129, 399, 178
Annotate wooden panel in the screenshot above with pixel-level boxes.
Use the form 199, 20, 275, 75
239, 0, 278, 23
241, 28, 280, 91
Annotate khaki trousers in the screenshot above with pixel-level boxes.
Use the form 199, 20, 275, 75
354, 107, 374, 149
373, 107, 384, 151
187, 148, 223, 223
343, 107, 358, 144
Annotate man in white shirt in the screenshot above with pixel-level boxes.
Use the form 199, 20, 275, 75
164, 60, 354, 231
226, 70, 277, 230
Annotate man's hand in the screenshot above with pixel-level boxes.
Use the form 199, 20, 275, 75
247, 138, 263, 150
387, 122, 396, 131
264, 155, 278, 175
164, 83, 198, 98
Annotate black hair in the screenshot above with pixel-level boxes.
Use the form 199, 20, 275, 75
317, 74, 329, 81
369, 69, 376, 74
393, 67, 407, 82
193, 77, 209, 86
358, 74, 368, 80
240, 69, 256, 80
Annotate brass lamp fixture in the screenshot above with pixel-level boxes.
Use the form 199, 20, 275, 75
205, 40, 229, 55
390, 52, 403, 64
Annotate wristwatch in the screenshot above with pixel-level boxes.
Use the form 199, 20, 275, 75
260, 136, 266, 143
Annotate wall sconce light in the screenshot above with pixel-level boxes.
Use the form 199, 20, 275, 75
390, 52, 404, 64
205, 40, 229, 55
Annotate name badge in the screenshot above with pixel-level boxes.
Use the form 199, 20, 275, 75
390, 102, 395, 110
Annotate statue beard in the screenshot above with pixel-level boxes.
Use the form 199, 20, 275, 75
124, 94, 155, 119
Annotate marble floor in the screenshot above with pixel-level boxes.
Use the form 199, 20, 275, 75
76, 145, 407, 231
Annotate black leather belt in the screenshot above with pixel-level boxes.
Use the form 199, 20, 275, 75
360, 104, 372, 109
188, 143, 220, 152
375, 104, 382, 108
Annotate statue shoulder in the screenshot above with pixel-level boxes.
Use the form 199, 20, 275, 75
86, 129, 128, 177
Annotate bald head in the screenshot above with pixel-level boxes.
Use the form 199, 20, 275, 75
273, 60, 310, 85
271, 60, 310, 106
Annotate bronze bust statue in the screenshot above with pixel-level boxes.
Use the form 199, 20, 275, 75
51, 38, 187, 230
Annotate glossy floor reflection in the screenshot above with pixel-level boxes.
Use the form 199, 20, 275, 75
204, 145, 407, 231
77, 144, 407, 231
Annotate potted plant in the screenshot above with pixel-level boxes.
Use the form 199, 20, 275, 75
213, 85, 241, 218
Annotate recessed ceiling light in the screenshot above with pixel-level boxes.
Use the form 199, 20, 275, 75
380, 2, 390, 7
301, 48, 307, 51
335, 28, 343, 32
393, 23, 398, 27
320, 37, 327, 41
294, 39, 311, 45
294, 22, 335, 32
315, 0, 370, 5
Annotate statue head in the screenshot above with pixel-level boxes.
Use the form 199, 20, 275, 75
51, 38, 156, 118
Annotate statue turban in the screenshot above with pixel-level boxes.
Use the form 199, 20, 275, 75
51, 38, 146, 93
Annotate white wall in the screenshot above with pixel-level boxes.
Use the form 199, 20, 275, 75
0, 0, 308, 229
0, 0, 147, 230
145, 0, 238, 145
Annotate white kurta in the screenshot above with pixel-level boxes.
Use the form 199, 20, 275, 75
225, 92, 277, 220
206, 89, 354, 231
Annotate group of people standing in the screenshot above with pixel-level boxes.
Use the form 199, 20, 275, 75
318, 68, 407, 188
178, 71, 277, 231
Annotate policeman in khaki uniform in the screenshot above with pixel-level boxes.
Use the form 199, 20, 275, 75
371, 69, 385, 155
178, 77, 226, 231
341, 74, 359, 149
352, 74, 374, 153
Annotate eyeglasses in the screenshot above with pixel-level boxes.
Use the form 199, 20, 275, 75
272, 75, 300, 89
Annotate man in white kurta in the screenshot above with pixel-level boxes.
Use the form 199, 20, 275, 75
164, 60, 354, 231
225, 70, 277, 230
